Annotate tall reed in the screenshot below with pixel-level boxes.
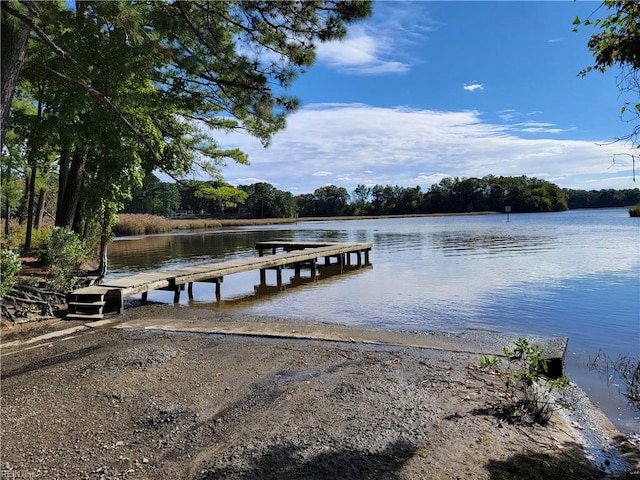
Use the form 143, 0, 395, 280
113, 214, 174, 235
112, 214, 297, 235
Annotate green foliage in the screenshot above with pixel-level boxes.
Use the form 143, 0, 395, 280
29, 227, 54, 252
36, 227, 88, 290
124, 174, 181, 217
492, 338, 570, 425
563, 187, 640, 209
237, 182, 296, 219
0, 129, 26, 219
0, 248, 21, 298
478, 355, 499, 369
3, 0, 371, 241
195, 183, 249, 218
311, 185, 350, 216
575, 1, 640, 147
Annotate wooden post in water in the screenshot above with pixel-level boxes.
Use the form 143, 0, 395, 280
310, 259, 317, 280
215, 278, 222, 301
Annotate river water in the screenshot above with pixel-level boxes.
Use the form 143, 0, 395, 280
106, 208, 640, 434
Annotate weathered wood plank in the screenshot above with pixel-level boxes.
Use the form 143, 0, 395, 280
69, 242, 372, 317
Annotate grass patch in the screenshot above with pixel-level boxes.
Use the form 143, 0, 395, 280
113, 214, 297, 235
113, 214, 174, 235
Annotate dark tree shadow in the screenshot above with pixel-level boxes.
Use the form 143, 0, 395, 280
194, 439, 417, 480
485, 437, 640, 480
473, 406, 640, 479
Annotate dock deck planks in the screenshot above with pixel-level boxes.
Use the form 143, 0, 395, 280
67, 241, 372, 318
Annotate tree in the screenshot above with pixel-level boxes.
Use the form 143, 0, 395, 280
313, 185, 349, 216
1, 1, 32, 146
575, 1, 640, 147
2, 0, 371, 271
124, 175, 181, 217
351, 184, 371, 215
196, 182, 248, 218
0, 130, 26, 236
238, 182, 295, 219
296, 193, 318, 217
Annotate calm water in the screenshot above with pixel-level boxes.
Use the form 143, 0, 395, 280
106, 209, 640, 434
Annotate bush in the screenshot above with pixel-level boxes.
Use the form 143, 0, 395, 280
478, 338, 570, 425
36, 227, 88, 290
30, 226, 54, 252
0, 248, 21, 298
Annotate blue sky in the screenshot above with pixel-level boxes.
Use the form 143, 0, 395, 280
214, 1, 638, 195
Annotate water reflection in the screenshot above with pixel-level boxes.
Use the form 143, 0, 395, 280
186, 264, 372, 309
105, 210, 639, 434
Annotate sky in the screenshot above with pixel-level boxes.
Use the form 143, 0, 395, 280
212, 1, 639, 195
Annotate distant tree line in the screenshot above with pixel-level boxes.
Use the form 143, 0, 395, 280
119, 174, 637, 219
562, 188, 640, 209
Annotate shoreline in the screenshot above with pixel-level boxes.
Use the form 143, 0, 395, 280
2, 307, 638, 479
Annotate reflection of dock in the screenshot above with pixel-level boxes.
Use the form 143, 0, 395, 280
66, 241, 372, 320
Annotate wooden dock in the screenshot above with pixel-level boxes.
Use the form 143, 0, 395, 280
66, 241, 372, 320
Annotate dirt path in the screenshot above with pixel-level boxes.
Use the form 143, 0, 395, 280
1, 308, 638, 479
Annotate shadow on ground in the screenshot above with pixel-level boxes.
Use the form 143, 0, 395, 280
193, 439, 417, 480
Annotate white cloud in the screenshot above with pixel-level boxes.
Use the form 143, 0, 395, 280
316, 26, 410, 74
510, 122, 568, 134
463, 83, 484, 92
314, 2, 439, 75
215, 103, 637, 193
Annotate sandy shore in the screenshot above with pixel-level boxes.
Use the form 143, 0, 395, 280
1, 306, 639, 479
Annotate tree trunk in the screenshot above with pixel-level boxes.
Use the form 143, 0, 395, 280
17, 171, 30, 224
0, 5, 30, 146
34, 188, 47, 229
24, 164, 37, 251
55, 146, 88, 229
56, 147, 71, 223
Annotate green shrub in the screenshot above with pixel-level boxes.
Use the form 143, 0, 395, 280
36, 227, 88, 290
0, 248, 21, 298
479, 338, 570, 425
30, 226, 54, 252
0, 222, 25, 251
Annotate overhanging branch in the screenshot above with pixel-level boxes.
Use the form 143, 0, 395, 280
26, 62, 161, 161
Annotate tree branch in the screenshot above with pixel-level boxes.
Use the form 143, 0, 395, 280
25, 62, 160, 162
4, 2, 94, 81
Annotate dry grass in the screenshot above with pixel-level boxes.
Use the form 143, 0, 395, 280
170, 217, 297, 229
113, 214, 297, 235
113, 214, 174, 235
